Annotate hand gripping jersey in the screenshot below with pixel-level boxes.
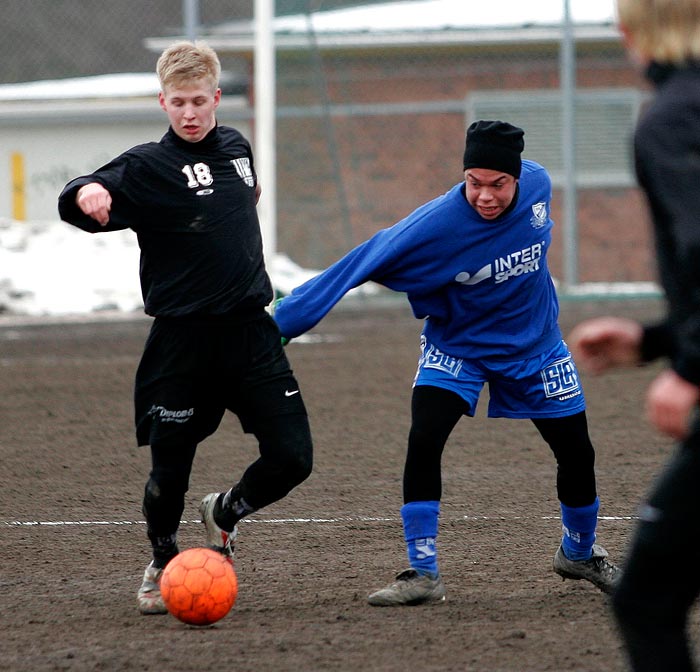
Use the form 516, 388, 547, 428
275, 159, 561, 361
58, 126, 273, 317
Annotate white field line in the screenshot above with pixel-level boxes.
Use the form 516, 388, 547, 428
1, 514, 636, 528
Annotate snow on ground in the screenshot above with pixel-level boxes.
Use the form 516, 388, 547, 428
0, 218, 378, 319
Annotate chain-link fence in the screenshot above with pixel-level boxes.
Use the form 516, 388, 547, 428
1, 1, 655, 290
2, 1, 385, 82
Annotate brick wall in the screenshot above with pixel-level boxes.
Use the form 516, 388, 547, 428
270, 42, 655, 284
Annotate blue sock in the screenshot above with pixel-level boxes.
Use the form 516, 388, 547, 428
401, 500, 440, 578
560, 497, 599, 561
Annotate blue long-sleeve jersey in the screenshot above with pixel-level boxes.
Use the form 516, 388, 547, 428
275, 159, 561, 361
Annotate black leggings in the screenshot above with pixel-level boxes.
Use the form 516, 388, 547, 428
404, 385, 597, 506
143, 412, 312, 543
611, 426, 700, 672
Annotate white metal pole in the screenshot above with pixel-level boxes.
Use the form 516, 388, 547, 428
561, 0, 578, 288
254, 0, 277, 261
183, 0, 199, 42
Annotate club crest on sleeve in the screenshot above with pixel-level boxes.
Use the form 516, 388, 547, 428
230, 157, 255, 187
530, 202, 548, 229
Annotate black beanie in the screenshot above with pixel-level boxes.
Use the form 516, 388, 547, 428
462, 120, 525, 178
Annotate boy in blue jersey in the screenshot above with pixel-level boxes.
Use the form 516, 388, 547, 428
274, 120, 620, 605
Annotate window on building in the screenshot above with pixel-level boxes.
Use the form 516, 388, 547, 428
466, 88, 647, 188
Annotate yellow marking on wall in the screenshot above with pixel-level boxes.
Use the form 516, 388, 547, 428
11, 152, 26, 221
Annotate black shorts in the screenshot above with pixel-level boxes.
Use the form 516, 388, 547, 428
134, 310, 307, 447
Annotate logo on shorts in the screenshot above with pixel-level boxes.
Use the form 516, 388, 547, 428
540, 356, 581, 400
148, 405, 194, 424
419, 341, 463, 377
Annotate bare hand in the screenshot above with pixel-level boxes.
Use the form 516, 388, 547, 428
76, 183, 112, 226
567, 316, 643, 374
646, 369, 699, 440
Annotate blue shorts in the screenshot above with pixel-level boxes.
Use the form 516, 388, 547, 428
413, 337, 586, 419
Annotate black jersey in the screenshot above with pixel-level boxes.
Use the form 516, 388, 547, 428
58, 125, 273, 317
635, 63, 700, 384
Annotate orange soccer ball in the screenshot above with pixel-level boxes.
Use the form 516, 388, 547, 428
160, 547, 238, 626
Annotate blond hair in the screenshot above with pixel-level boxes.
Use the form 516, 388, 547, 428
156, 41, 221, 92
616, 0, 700, 63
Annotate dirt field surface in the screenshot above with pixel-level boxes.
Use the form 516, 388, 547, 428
1, 297, 697, 672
